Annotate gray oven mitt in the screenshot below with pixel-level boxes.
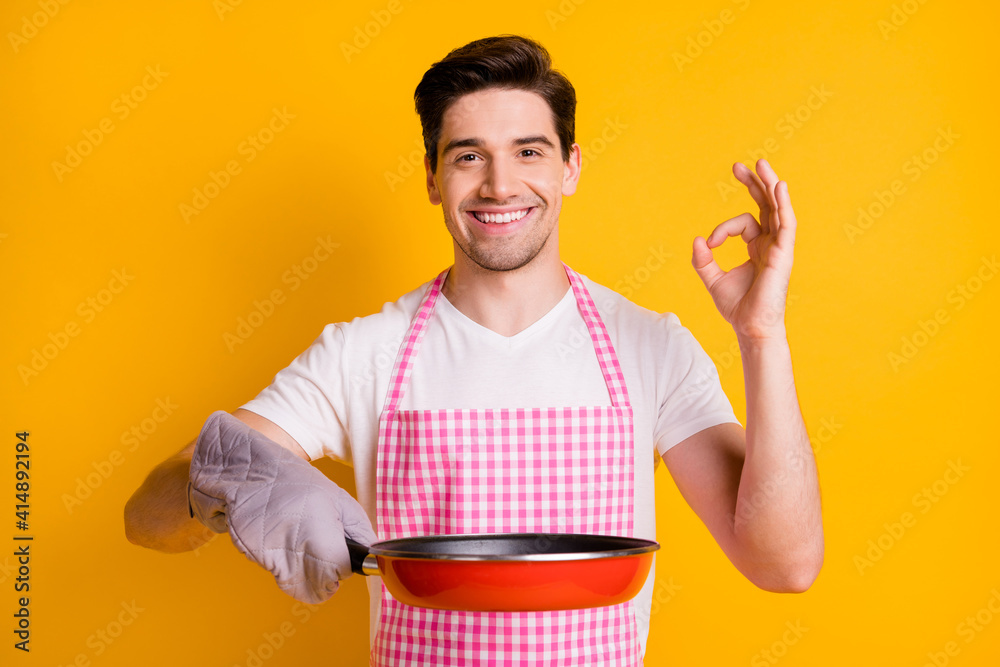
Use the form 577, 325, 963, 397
187, 410, 376, 604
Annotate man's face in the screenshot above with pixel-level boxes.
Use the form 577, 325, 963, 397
425, 88, 581, 273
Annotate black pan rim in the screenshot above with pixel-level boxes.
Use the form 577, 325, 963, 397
366, 532, 660, 562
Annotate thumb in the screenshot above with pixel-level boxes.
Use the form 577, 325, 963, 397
337, 486, 378, 545
692, 236, 725, 290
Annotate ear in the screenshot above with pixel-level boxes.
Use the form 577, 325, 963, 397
562, 143, 582, 196
425, 154, 441, 205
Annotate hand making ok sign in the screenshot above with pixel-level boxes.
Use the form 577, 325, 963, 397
692, 159, 798, 341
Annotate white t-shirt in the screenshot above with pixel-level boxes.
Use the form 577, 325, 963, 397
240, 270, 740, 656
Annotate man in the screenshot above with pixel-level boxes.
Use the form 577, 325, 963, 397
125, 35, 822, 665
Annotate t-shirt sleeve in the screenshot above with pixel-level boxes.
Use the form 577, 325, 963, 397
239, 322, 351, 463
654, 313, 742, 456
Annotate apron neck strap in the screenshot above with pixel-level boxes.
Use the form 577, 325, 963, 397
381, 263, 631, 413
563, 262, 632, 409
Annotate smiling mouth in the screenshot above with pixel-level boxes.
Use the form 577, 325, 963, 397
469, 207, 533, 224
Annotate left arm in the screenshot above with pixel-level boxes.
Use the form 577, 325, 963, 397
662, 159, 823, 593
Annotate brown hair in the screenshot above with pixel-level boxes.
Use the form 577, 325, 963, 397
414, 35, 576, 173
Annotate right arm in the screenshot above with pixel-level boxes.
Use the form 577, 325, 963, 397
123, 408, 309, 553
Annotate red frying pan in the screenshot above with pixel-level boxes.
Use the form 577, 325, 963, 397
346, 533, 659, 612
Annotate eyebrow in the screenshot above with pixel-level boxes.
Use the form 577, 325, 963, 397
441, 135, 556, 157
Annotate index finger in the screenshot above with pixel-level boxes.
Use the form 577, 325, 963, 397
733, 161, 772, 234
751, 159, 784, 232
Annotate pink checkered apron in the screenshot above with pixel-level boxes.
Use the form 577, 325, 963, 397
371, 263, 641, 666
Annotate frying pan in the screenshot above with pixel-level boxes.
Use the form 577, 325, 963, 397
345, 533, 659, 612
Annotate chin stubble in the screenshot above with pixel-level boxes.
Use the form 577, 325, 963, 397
446, 207, 554, 272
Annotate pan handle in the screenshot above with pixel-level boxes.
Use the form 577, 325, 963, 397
345, 538, 380, 577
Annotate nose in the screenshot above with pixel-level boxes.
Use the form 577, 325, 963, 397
479, 157, 518, 201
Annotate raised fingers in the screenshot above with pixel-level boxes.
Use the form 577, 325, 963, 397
733, 161, 772, 234
773, 179, 797, 249
753, 159, 783, 232
736, 159, 790, 234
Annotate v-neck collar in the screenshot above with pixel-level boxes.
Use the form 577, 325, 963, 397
435, 283, 576, 348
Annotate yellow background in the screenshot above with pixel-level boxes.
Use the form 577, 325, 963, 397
2, 0, 997, 664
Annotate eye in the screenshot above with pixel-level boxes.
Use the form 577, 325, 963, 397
456, 153, 480, 163
520, 149, 539, 157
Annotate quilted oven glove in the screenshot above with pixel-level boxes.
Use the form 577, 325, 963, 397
187, 410, 377, 603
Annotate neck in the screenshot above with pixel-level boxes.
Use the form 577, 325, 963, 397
442, 249, 570, 338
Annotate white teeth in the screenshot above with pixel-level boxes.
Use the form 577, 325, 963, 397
472, 208, 530, 223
